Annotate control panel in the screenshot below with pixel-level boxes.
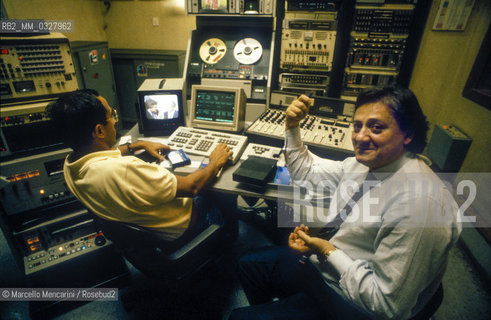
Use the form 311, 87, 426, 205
167, 126, 248, 164
0, 99, 65, 159
246, 108, 354, 153
8, 207, 112, 275
279, 7, 337, 96
0, 148, 74, 216
240, 142, 283, 161
187, 0, 276, 16
245, 91, 355, 156
286, 0, 338, 12
23, 227, 111, 275
0, 33, 79, 103
280, 29, 337, 72
342, 4, 415, 96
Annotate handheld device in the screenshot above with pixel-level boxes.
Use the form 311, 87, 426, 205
166, 149, 191, 169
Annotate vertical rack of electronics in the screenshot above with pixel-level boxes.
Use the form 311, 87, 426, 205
278, 0, 345, 97
0, 34, 128, 318
274, 0, 430, 99
340, 0, 431, 98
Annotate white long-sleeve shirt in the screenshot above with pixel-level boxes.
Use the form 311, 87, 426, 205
285, 127, 462, 319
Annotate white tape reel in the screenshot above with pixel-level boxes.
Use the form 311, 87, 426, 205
233, 38, 263, 65
199, 38, 227, 64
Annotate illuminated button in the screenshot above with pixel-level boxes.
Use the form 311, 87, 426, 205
81, 246, 86, 250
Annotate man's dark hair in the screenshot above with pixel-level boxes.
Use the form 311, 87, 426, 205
46, 89, 107, 150
355, 86, 429, 154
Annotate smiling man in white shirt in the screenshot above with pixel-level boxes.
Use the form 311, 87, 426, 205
230, 87, 462, 320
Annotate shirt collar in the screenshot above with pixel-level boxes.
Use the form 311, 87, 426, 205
370, 152, 413, 181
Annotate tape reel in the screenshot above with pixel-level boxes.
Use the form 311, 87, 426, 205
199, 38, 227, 64
233, 38, 263, 65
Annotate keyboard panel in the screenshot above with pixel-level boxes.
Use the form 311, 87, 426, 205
167, 127, 248, 164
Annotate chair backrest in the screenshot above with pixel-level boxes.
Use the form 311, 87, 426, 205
91, 213, 227, 281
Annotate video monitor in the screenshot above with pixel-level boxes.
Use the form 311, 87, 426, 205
143, 94, 180, 120
190, 85, 246, 132
200, 0, 228, 12
137, 79, 185, 136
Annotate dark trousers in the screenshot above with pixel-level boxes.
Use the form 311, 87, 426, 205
229, 246, 371, 320
162, 192, 238, 253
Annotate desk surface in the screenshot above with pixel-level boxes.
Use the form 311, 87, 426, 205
124, 125, 295, 202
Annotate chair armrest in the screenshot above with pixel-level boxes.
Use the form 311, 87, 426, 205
167, 223, 222, 261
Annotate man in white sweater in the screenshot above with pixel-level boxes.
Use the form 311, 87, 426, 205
230, 87, 462, 320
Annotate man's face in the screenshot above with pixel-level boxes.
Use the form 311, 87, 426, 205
97, 96, 117, 147
352, 102, 412, 170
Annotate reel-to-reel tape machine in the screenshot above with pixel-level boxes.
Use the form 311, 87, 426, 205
186, 26, 273, 106
199, 37, 263, 65
232, 38, 263, 65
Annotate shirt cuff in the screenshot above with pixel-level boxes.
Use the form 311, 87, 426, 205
326, 249, 353, 276
285, 126, 303, 149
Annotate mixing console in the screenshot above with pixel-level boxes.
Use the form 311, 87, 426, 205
167, 126, 248, 164
246, 109, 354, 154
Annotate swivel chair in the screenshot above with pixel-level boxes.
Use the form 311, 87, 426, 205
89, 193, 238, 283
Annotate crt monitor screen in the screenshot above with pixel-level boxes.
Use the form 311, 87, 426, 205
137, 90, 185, 136
190, 85, 246, 132
195, 90, 235, 123
143, 94, 180, 120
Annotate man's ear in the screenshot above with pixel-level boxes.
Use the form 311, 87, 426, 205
92, 124, 105, 139
404, 131, 414, 146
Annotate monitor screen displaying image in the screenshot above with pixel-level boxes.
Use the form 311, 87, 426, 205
190, 85, 246, 132
137, 82, 185, 137
200, 0, 228, 11
144, 94, 180, 120
195, 90, 235, 123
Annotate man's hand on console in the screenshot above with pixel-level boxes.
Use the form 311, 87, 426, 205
120, 140, 170, 161
209, 143, 233, 170
285, 95, 313, 130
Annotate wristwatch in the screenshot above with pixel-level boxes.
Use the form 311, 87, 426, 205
325, 247, 337, 257
122, 143, 134, 154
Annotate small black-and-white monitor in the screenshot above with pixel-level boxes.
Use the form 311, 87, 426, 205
137, 79, 185, 136
199, 0, 228, 12
190, 85, 246, 132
